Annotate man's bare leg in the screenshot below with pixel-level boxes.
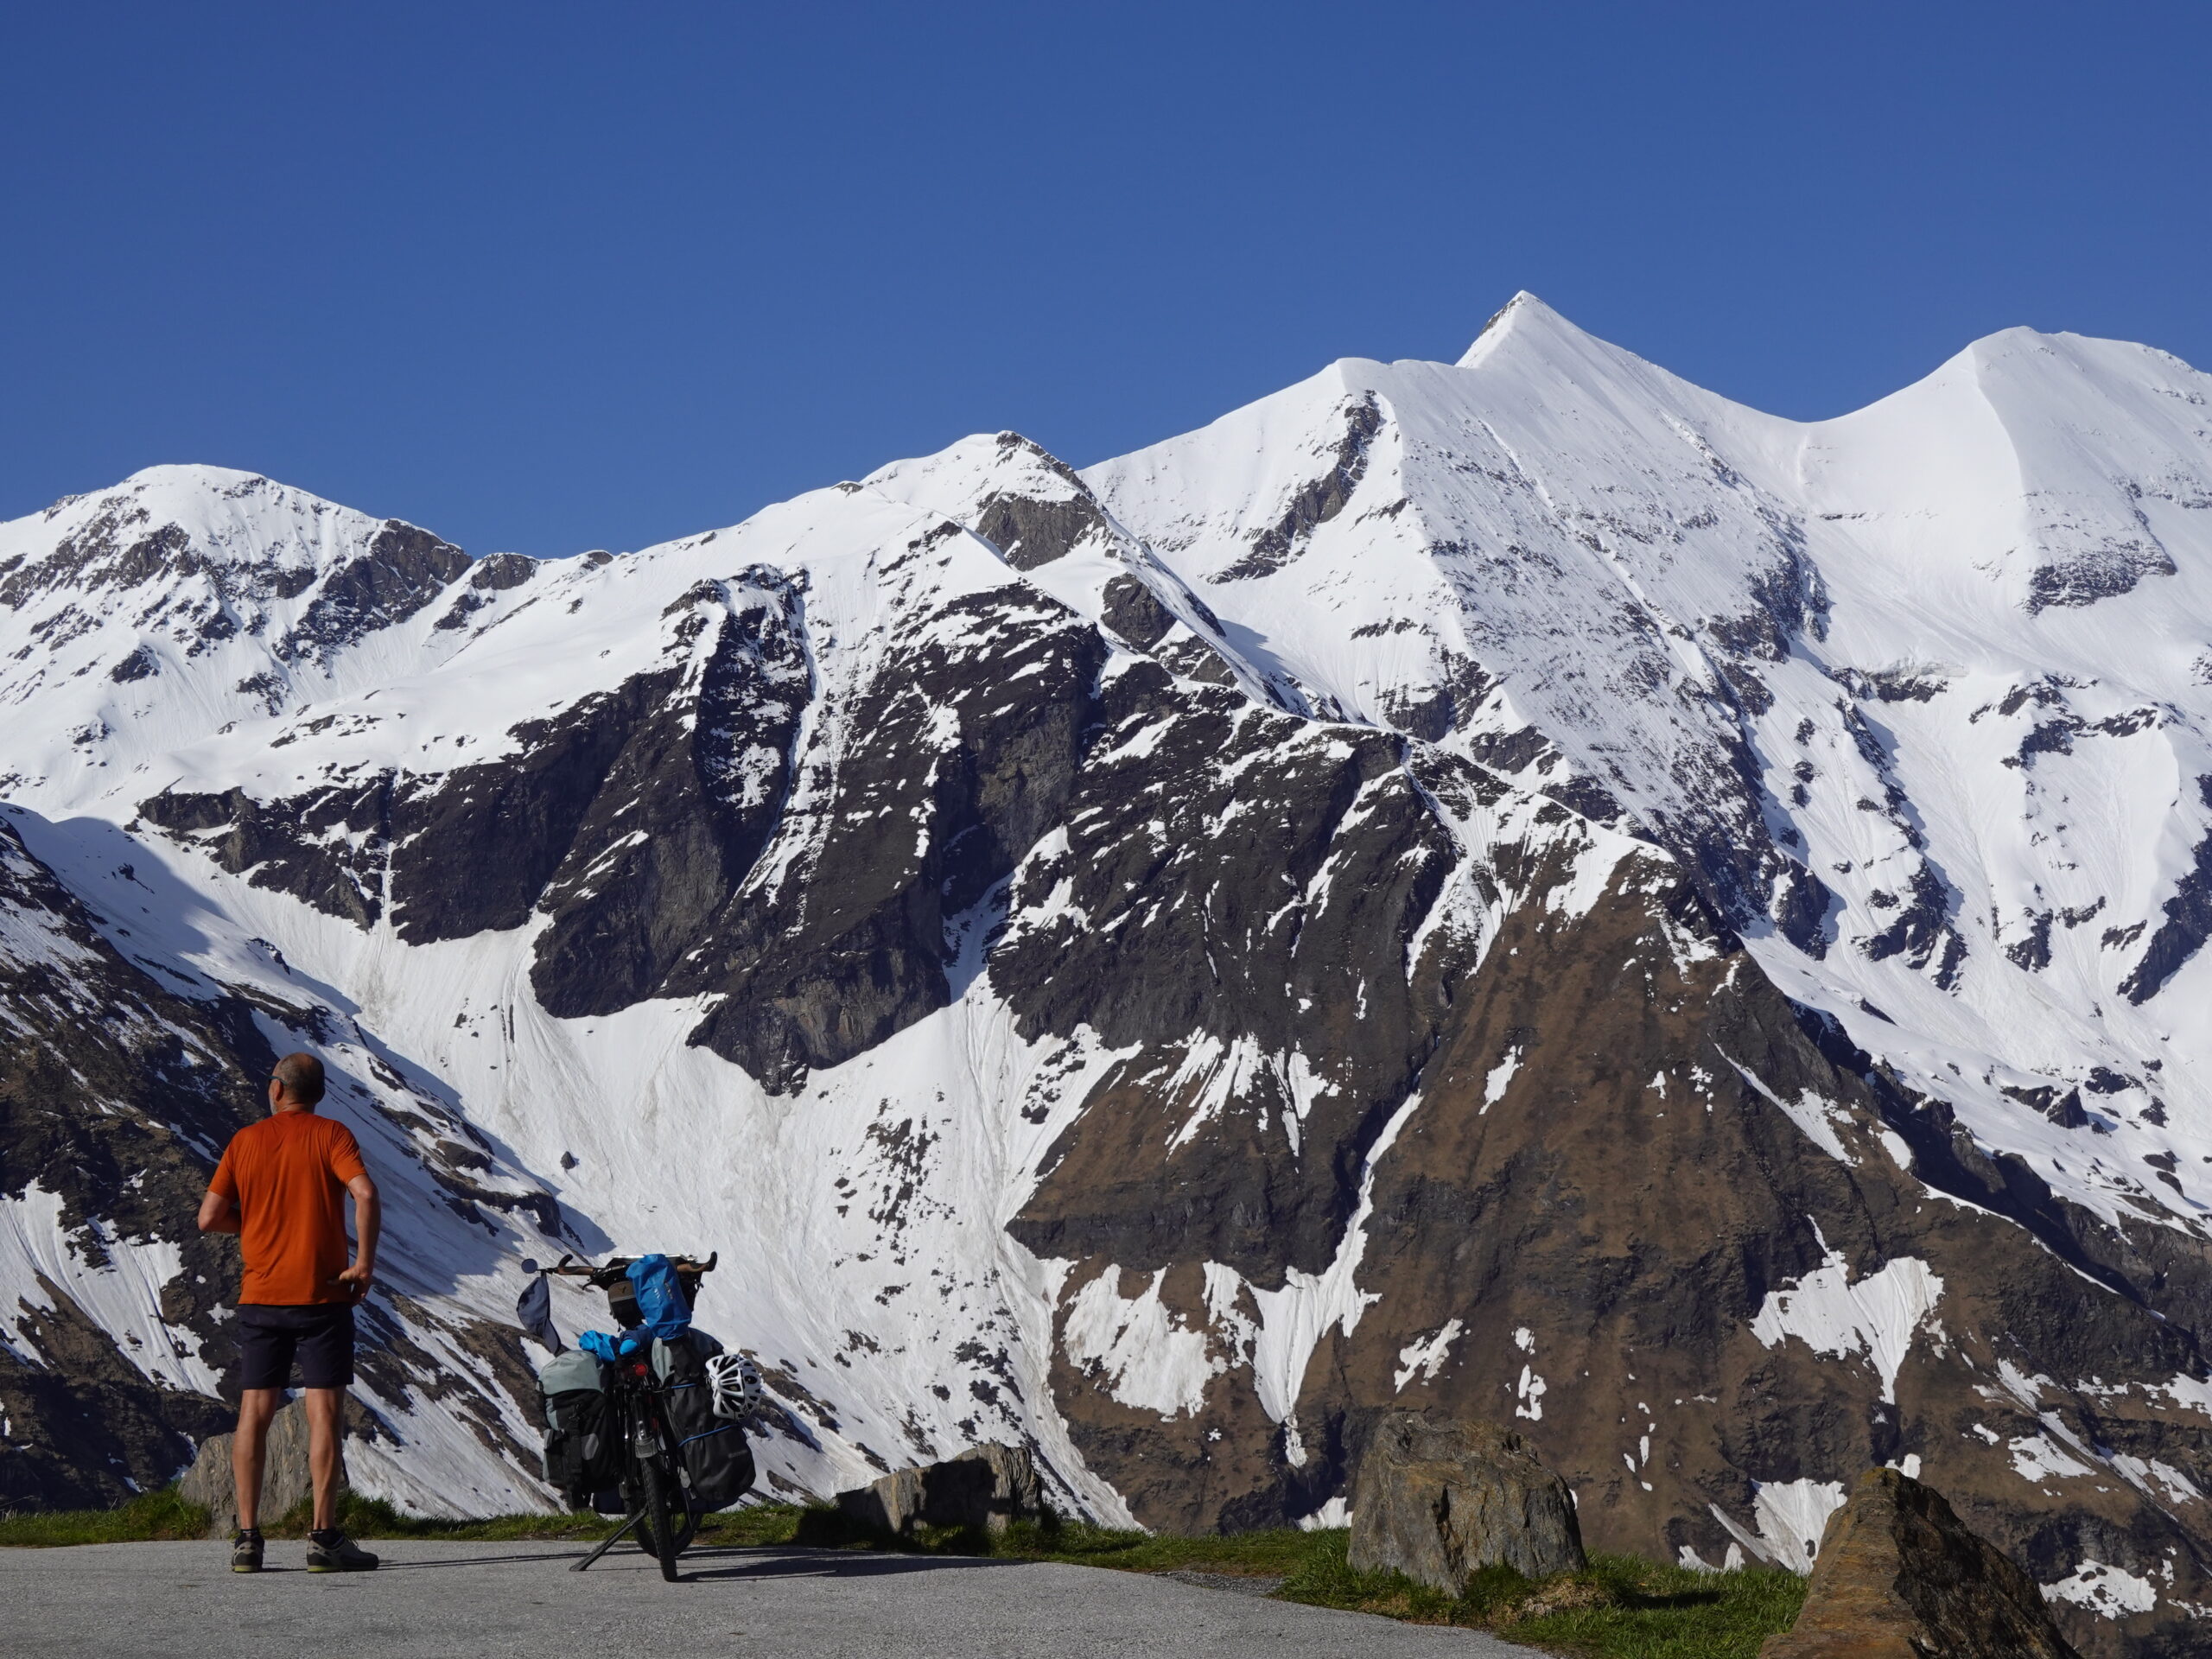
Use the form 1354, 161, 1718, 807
232, 1389, 282, 1531
303, 1387, 345, 1531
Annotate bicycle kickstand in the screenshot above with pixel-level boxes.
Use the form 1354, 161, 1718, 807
570, 1510, 646, 1573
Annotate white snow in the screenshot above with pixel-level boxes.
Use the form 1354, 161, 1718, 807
1710, 1478, 1848, 1574
1515, 1364, 1548, 1421
2107, 1454, 2203, 1505
2009, 1432, 2096, 1484
1750, 1227, 1943, 1402
1085, 294, 2212, 1249
2043, 1560, 2160, 1619
1060, 1266, 1221, 1420
1297, 1495, 1351, 1530
1393, 1319, 1465, 1391
1240, 1089, 1427, 1433
0, 1184, 217, 1395
1481, 1050, 1521, 1112
1720, 1054, 1858, 1166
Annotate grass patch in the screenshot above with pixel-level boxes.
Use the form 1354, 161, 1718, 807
1, 1492, 1804, 1655
1279, 1532, 1805, 1658
0, 1487, 211, 1547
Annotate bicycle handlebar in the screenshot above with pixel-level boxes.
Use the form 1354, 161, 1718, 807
546, 1251, 718, 1287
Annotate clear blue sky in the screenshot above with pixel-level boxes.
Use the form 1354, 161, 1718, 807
3, 3, 2206, 558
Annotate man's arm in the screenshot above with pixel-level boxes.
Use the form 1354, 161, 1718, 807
197, 1188, 240, 1235
334, 1173, 379, 1300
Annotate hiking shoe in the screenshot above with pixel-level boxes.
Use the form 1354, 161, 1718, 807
230, 1529, 264, 1573
305, 1529, 378, 1572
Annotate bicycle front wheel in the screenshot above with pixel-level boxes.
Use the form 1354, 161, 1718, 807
636, 1454, 681, 1582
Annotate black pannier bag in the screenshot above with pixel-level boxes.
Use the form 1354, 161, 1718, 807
537, 1350, 623, 1510
654, 1330, 755, 1513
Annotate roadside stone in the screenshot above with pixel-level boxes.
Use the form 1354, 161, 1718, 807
837, 1466, 926, 1535
176, 1400, 345, 1537
1349, 1411, 1586, 1592
835, 1441, 1046, 1535
1759, 1467, 2081, 1659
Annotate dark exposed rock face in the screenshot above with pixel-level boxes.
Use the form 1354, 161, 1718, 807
1100, 573, 1176, 650
531, 572, 815, 1015
2024, 538, 2175, 614
108, 644, 159, 683
1760, 1468, 2081, 1659
2120, 779, 2212, 1003
1217, 393, 1383, 582
971, 435, 1115, 571
676, 575, 1107, 1090
433, 550, 539, 628
1017, 811, 2212, 1655
137, 778, 396, 927
137, 540, 1110, 1093
1002, 715, 1488, 1281
276, 521, 470, 665
1349, 1412, 1586, 1589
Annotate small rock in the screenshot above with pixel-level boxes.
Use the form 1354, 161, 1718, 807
835, 1442, 1046, 1535
1759, 1467, 2082, 1659
1349, 1410, 1586, 1592
177, 1400, 345, 1538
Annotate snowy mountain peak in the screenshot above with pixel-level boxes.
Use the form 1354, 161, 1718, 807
28, 464, 392, 570
862, 429, 1109, 572
1455, 289, 1590, 368
118, 460, 279, 495
0, 463, 485, 807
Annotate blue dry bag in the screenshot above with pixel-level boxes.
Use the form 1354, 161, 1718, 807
626, 1254, 693, 1342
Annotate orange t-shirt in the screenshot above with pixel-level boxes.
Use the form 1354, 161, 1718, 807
207, 1110, 368, 1306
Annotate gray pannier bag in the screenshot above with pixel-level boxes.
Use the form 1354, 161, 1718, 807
537, 1350, 622, 1510
652, 1330, 756, 1513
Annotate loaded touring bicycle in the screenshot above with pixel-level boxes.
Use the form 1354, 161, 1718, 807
531, 1251, 765, 1581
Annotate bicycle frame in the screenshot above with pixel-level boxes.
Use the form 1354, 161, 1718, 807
552, 1253, 717, 1580
569, 1359, 690, 1573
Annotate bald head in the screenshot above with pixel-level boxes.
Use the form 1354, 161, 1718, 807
270, 1052, 326, 1108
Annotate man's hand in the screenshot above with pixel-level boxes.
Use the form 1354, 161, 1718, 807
342, 1173, 380, 1304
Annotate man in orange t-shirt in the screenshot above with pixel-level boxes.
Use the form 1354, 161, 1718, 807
198, 1052, 382, 1573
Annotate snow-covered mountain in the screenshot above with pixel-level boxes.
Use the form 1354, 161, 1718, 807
5, 297, 2212, 1652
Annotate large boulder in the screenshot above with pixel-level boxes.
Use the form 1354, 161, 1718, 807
1349, 1411, 1586, 1592
835, 1442, 1046, 1535
176, 1400, 345, 1537
1759, 1468, 2081, 1659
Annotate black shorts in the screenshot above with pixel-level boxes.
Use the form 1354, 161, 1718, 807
236, 1303, 355, 1390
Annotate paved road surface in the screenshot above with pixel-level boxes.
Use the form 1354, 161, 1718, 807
0, 1539, 1547, 1657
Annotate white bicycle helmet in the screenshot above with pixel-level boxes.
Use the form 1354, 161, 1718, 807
705, 1351, 765, 1421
